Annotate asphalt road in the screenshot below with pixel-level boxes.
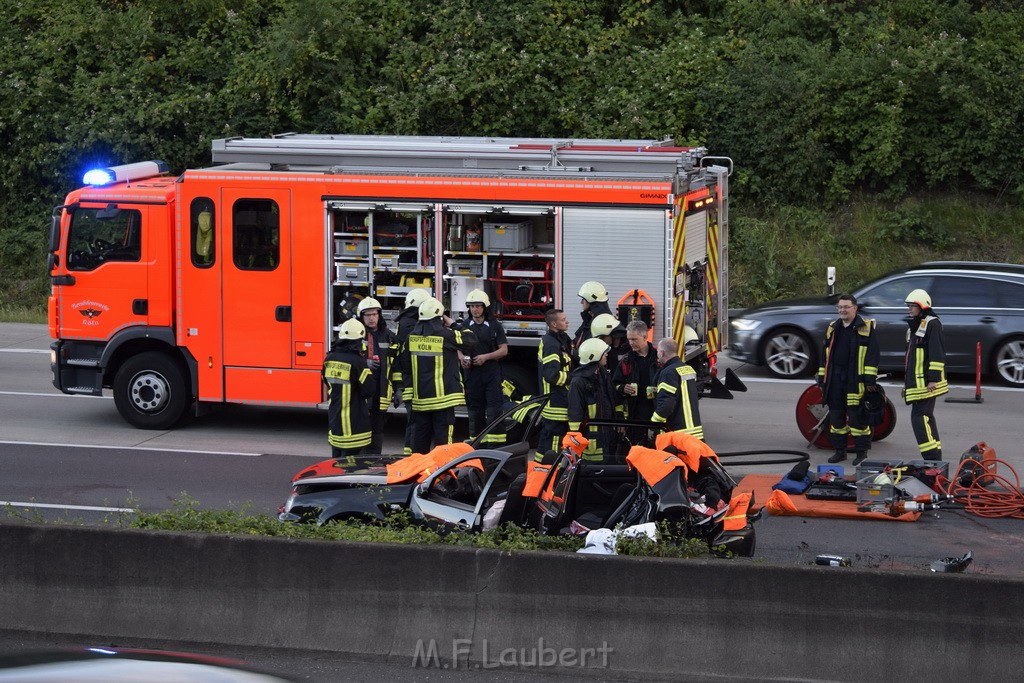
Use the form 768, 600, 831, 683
3, 322, 1024, 577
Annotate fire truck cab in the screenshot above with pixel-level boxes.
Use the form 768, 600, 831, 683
48, 135, 737, 429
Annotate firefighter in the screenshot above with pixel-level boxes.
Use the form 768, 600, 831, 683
392, 288, 432, 454
356, 297, 397, 454
573, 280, 614, 351
612, 319, 658, 447
453, 289, 509, 446
568, 338, 618, 462
399, 297, 477, 455
590, 312, 627, 375
323, 318, 374, 459
536, 308, 573, 462
817, 293, 880, 466
651, 338, 703, 440
904, 289, 948, 460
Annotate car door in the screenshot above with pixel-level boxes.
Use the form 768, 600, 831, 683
410, 451, 512, 531
856, 274, 935, 371
927, 275, 1002, 372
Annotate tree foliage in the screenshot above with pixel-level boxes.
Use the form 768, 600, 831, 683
2, 0, 1022, 307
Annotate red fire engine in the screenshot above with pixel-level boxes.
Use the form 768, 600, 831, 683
47, 135, 741, 429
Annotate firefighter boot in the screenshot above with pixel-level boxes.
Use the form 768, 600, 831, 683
827, 449, 847, 464
852, 451, 868, 466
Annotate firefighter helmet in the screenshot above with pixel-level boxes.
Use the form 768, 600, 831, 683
338, 318, 366, 341
591, 313, 624, 338
577, 338, 610, 366
905, 288, 932, 309
405, 288, 431, 310
465, 289, 491, 308
356, 297, 382, 315
861, 387, 887, 426
684, 325, 700, 346
578, 281, 609, 303
418, 297, 445, 321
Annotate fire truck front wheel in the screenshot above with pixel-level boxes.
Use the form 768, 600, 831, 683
113, 352, 190, 430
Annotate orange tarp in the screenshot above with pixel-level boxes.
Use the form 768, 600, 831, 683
737, 474, 921, 522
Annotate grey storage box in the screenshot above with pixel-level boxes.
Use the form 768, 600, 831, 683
375, 254, 402, 269
446, 258, 484, 276
483, 221, 533, 252
335, 263, 368, 282
855, 459, 904, 481
336, 239, 368, 257
856, 474, 897, 505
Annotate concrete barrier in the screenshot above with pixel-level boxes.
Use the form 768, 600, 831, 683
2, 521, 1022, 680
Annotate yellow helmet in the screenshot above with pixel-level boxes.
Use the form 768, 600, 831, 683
338, 318, 366, 341
578, 280, 609, 303
578, 338, 610, 366
405, 288, 431, 310
356, 297, 382, 315
591, 313, 623, 338
905, 288, 932, 309
466, 289, 491, 307
418, 297, 445, 321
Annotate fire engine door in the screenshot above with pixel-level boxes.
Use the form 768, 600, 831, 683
56, 203, 151, 339
221, 189, 293, 368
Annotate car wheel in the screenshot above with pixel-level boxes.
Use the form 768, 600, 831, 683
993, 337, 1024, 388
761, 327, 815, 379
113, 351, 190, 429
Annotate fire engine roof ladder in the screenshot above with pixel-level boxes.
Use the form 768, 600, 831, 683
210, 134, 709, 181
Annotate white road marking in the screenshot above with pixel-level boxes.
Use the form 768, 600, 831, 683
1, 501, 135, 513
0, 440, 260, 456
0, 349, 50, 354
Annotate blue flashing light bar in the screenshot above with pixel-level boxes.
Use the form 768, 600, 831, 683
82, 160, 169, 186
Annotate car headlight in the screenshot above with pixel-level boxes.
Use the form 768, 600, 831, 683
730, 318, 763, 332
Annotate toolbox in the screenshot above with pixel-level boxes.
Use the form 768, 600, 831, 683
446, 258, 484, 276
335, 264, 368, 282
336, 239, 368, 257
483, 221, 533, 252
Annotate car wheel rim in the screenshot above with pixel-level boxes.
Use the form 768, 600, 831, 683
765, 333, 810, 377
128, 370, 170, 413
996, 340, 1024, 386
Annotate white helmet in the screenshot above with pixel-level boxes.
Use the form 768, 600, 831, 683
465, 289, 491, 308
591, 313, 623, 338
405, 288, 431, 310
338, 318, 366, 341
356, 297, 382, 315
578, 281, 609, 303
684, 325, 700, 345
418, 297, 445, 321
577, 338, 610, 366
905, 288, 932, 309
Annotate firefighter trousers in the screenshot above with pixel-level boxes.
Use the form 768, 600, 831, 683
910, 397, 942, 459
411, 407, 455, 455
465, 364, 505, 446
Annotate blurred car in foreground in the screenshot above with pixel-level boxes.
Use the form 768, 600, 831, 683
727, 262, 1024, 387
0, 647, 293, 682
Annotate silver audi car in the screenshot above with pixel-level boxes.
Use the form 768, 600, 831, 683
727, 262, 1024, 387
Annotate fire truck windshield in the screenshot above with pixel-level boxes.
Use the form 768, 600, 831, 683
66, 206, 142, 271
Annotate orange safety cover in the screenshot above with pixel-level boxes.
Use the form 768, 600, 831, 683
386, 453, 437, 484
626, 446, 687, 486
655, 431, 719, 471
722, 491, 752, 531
523, 462, 552, 499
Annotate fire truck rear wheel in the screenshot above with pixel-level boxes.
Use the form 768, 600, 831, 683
113, 352, 189, 430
